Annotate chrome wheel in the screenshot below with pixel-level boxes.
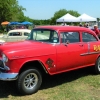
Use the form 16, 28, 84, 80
17, 68, 42, 95
24, 73, 38, 89
95, 57, 100, 74
98, 59, 100, 71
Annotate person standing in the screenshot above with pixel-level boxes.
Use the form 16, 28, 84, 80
79, 23, 82, 27
94, 25, 100, 39
61, 22, 67, 26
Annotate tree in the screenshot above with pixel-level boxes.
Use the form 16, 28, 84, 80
50, 9, 67, 25
0, 0, 26, 23
50, 9, 80, 25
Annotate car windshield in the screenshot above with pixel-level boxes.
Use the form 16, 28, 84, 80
27, 29, 59, 43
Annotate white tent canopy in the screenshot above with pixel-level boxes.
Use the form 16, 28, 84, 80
77, 13, 97, 22
56, 13, 79, 22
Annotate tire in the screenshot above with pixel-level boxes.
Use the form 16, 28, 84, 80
17, 68, 42, 95
95, 57, 100, 74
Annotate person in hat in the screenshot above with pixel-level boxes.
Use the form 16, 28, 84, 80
94, 25, 100, 39
79, 23, 82, 27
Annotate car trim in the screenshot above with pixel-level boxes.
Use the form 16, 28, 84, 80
80, 51, 100, 56
88, 43, 90, 53
0, 72, 18, 81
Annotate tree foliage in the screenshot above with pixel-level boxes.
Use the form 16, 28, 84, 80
1, 1, 97, 27
0, 1, 87, 26
50, 9, 80, 25
0, 0, 26, 23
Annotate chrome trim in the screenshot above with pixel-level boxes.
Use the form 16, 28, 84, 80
0, 59, 10, 71
87, 42, 90, 53
80, 51, 100, 56
39, 61, 48, 73
0, 67, 5, 70
4, 65, 10, 70
0, 65, 10, 71
0, 72, 18, 81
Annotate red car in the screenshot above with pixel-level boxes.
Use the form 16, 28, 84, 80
0, 26, 100, 95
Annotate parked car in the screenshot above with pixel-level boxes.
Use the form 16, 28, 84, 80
0, 29, 31, 42
0, 26, 100, 95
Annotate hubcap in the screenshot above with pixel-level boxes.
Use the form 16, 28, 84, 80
98, 60, 100, 71
24, 73, 38, 89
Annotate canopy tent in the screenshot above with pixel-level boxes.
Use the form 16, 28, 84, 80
77, 13, 97, 22
1, 21, 9, 25
21, 21, 33, 25
9, 22, 21, 25
56, 13, 79, 22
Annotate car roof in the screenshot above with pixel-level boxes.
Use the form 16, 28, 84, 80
8, 29, 31, 32
35, 25, 94, 32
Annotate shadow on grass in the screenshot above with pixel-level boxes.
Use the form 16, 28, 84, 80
41, 66, 95, 89
0, 66, 95, 98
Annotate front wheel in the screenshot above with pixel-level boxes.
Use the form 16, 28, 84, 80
95, 57, 100, 74
17, 68, 42, 95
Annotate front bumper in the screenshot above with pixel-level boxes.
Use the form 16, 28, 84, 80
0, 72, 18, 81
0, 59, 18, 81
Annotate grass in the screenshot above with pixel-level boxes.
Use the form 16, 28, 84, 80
0, 67, 100, 100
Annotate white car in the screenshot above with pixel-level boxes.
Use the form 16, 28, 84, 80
0, 29, 31, 42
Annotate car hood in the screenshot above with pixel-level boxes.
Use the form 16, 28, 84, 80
0, 40, 56, 59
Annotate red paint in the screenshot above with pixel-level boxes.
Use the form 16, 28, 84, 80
0, 26, 100, 75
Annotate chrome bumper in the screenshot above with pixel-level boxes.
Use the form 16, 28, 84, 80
0, 59, 18, 81
0, 72, 18, 81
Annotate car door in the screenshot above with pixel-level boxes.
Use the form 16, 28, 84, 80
6, 31, 22, 42
16, 31, 23, 41
56, 31, 85, 72
81, 31, 99, 66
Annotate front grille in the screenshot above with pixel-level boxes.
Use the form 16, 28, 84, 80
0, 60, 4, 69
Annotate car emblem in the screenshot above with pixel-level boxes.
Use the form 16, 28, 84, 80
46, 58, 54, 68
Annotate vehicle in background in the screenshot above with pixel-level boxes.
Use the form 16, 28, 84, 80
0, 29, 31, 42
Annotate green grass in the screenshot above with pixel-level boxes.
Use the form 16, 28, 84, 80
0, 67, 100, 100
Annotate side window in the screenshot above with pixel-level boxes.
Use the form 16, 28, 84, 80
82, 32, 97, 42
60, 32, 80, 43
9, 32, 22, 36
24, 32, 29, 36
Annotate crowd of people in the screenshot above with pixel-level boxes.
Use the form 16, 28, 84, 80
5, 25, 29, 32
61, 22, 100, 39
79, 23, 100, 39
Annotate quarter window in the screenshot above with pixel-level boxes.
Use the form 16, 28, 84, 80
24, 32, 29, 36
60, 32, 80, 43
82, 32, 97, 42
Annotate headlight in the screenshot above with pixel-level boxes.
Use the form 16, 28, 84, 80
2, 54, 8, 62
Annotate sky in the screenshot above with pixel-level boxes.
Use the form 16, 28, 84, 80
18, 0, 100, 20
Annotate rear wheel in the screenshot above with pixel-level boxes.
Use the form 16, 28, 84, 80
17, 68, 42, 95
95, 57, 100, 74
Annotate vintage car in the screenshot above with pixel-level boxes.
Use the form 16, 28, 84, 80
0, 26, 100, 95
0, 29, 31, 42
